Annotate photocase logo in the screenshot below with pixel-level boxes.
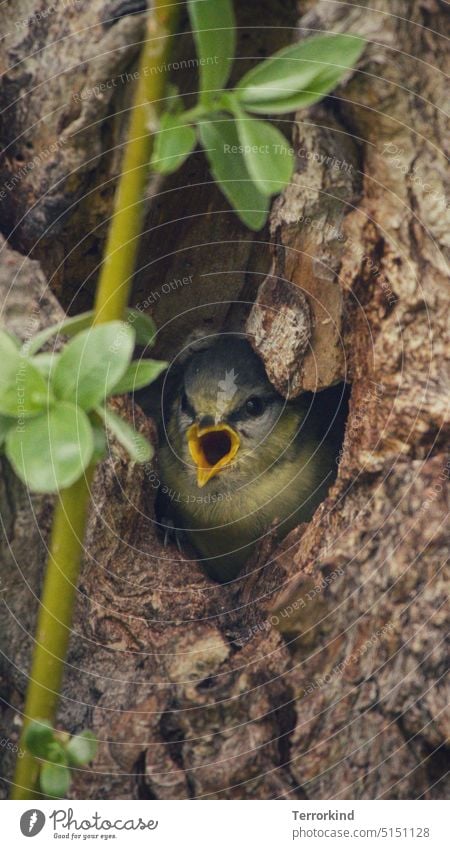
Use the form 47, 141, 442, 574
20, 809, 46, 837
215, 369, 239, 423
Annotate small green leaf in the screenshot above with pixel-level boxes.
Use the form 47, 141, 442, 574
198, 118, 269, 230
25, 311, 95, 357
0, 358, 51, 418
23, 719, 55, 759
0, 330, 21, 357
0, 414, 14, 446
96, 406, 153, 463
1, 329, 21, 348
40, 759, 71, 799
234, 114, 294, 196
111, 359, 167, 395
188, 0, 236, 95
235, 34, 365, 114
0, 332, 52, 418
66, 730, 97, 767
52, 322, 135, 411
126, 309, 156, 347
33, 352, 59, 381
27, 309, 155, 358
6, 403, 94, 493
151, 113, 197, 175
46, 740, 67, 764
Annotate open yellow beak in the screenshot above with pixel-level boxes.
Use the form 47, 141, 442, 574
187, 422, 240, 488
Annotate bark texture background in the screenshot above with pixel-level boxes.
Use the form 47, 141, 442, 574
0, 0, 448, 799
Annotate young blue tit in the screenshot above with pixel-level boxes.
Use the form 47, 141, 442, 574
158, 335, 344, 582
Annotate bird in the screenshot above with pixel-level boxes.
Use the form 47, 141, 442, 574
157, 334, 345, 582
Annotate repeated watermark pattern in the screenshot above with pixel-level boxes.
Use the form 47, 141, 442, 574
278, 141, 354, 174
418, 458, 450, 515
0, 735, 25, 760
14, 0, 83, 31
335, 379, 384, 465
303, 621, 396, 696
247, 566, 345, 638
0, 3, 447, 810
0, 137, 68, 201
73, 57, 220, 103
145, 467, 233, 506
382, 142, 449, 210
135, 274, 193, 310
297, 213, 398, 306
223, 141, 353, 174
215, 368, 239, 423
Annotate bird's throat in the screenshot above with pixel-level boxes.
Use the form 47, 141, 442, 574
187, 423, 240, 488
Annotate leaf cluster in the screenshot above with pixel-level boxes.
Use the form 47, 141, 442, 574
0, 310, 166, 493
24, 720, 97, 798
151, 0, 365, 228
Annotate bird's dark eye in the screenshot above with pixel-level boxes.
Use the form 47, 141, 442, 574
245, 396, 265, 417
180, 390, 196, 420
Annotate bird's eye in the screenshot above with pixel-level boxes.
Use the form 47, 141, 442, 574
245, 396, 265, 417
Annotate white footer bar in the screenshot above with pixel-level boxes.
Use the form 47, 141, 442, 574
2, 799, 447, 848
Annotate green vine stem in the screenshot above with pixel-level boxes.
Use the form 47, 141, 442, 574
94, 1, 179, 324
11, 474, 94, 798
11, 0, 179, 799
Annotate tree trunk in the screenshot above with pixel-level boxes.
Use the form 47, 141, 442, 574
0, 0, 448, 799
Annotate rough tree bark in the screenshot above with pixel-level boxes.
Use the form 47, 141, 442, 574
0, 0, 448, 799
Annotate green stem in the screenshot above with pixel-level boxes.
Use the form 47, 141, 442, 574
181, 104, 210, 123
182, 93, 232, 124
10, 0, 179, 800
11, 473, 94, 799
93, 0, 178, 324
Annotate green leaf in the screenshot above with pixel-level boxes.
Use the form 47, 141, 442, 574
234, 114, 294, 196
25, 311, 95, 357
111, 359, 167, 395
0, 331, 52, 418
6, 403, 94, 493
188, 0, 236, 96
235, 34, 366, 114
126, 309, 156, 347
151, 113, 197, 175
23, 719, 55, 759
96, 406, 153, 463
40, 758, 71, 799
1, 329, 21, 348
66, 730, 97, 767
26, 309, 155, 357
33, 352, 59, 381
198, 118, 269, 230
0, 414, 14, 446
0, 329, 21, 357
46, 740, 67, 764
52, 322, 135, 411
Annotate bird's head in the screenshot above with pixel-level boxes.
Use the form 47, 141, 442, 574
164, 336, 301, 488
